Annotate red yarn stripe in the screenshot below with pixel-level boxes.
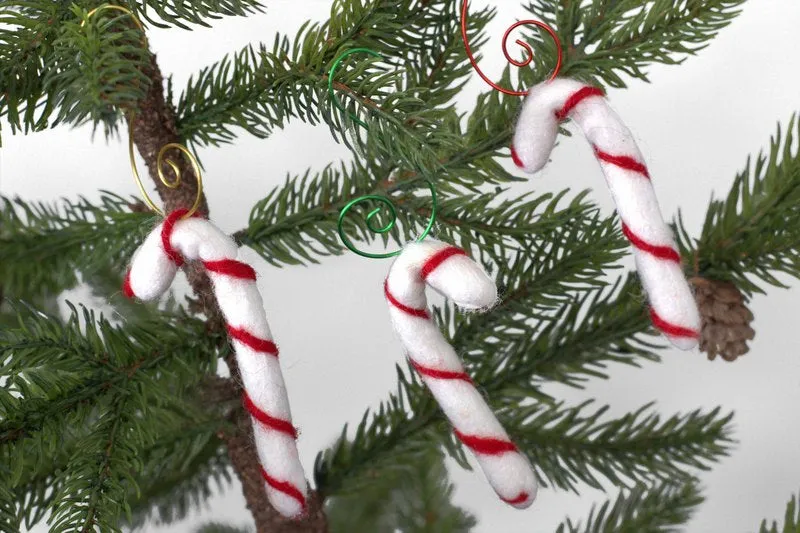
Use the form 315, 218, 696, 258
204, 259, 257, 280
228, 325, 279, 356
510, 145, 524, 168
454, 430, 518, 456
555, 86, 605, 120
122, 271, 135, 299
421, 246, 466, 280
410, 359, 472, 384
594, 148, 650, 178
161, 209, 190, 266
621, 223, 681, 263
384, 279, 430, 319
501, 492, 530, 505
243, 392, 297, 438
260, 466, 307, 510
649, 308, 700, 339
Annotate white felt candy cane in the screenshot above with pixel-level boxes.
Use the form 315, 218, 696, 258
384, 239, 538, 508
123, 209, 308, 519
511, 78, 701, 350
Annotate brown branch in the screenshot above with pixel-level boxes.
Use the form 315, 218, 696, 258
130, 53, 328, 533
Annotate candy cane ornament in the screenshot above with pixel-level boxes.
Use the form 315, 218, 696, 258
511, 78, 702, 350
123, 209, 308, 519
385, 239, 538, 507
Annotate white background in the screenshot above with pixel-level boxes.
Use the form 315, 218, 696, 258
3, 1, 799, 532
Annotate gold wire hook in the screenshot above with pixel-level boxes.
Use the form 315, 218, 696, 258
82, 4, 203, 219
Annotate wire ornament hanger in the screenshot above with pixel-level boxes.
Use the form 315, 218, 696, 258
81, 4, 204, 219
460, 0, 563, 96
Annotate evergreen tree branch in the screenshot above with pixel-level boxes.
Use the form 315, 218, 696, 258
327, 449, 476, 533
131, 0, 264, 30
175, 0, 491, 149
676, 114, 800, 296
555, 480, 705, 533
505, 402, 732, 492
0, 193, 153, 300
526, 0, 747, 88
759, 490, 800, 533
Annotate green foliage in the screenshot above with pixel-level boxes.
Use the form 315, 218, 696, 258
760, 490, 800, 533
527, 0, 746, 88
676, 114, 800, 296
555, 481, 704, 533
44, 5, 151, 136
0, 303, 223, 532
0, 193, 154, 300
327, 449, 475, 533
176, 0, 490, 151
0, 1, 70, 142
131, 0, 264, 29
506, 401, 732, 492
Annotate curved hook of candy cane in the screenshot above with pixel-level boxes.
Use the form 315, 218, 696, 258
328, 48, 383, 129
460, 0, 563, 96
124, 210, 309, 519
384, 240, 538, 507
338, 179, 437, 259
511, 78, 701, 350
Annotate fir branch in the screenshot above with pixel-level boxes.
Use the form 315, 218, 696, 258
43, 5, 151, 135
0, 1, 69, 143
759, 490, 800, 533
0, 193, 154, 300
175, 0, 492, 153
243, 155, 593, 267
128, 428, 231, 529
527, 0, 747, 88
676, 114, 800, 296
506, 401, 732, 492
132, 0, 264, 30
555, 481, 705, 533
327, 449, 476, 533
0, 303, 221, 530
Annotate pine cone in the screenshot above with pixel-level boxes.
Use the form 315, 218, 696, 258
691, 277, 755, 362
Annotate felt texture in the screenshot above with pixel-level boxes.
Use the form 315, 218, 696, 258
125, 211, 308, 519
512, 77, 701, 350
384, 240, 538, 508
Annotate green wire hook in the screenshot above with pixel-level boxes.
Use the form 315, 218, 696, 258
328, 48, 383, 129
338, 179, 438, 259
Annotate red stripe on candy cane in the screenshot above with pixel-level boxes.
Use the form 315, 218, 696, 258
204, 259, 257, 280
161, 208, 190, 266
421, 246, 467, 280
384, 279, 430, 319
410, 359, 473, 384
228, 325, 279, 356
243, 391, 298, 438
621, 223, 682, 263
454, 429, 519, 455
594, 148, 651, 179
650, 308, 700, 340
502, 492, 532, 506
261, 466, 307, 510
555, 86, 604, 120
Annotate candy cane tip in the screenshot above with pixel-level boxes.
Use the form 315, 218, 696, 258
122, 271, 135, 299
501, 490, 535, 509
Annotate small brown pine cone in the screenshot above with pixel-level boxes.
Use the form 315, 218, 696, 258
690, 277, 755, 362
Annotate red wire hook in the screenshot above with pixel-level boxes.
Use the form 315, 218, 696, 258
460, 0, 563, 96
